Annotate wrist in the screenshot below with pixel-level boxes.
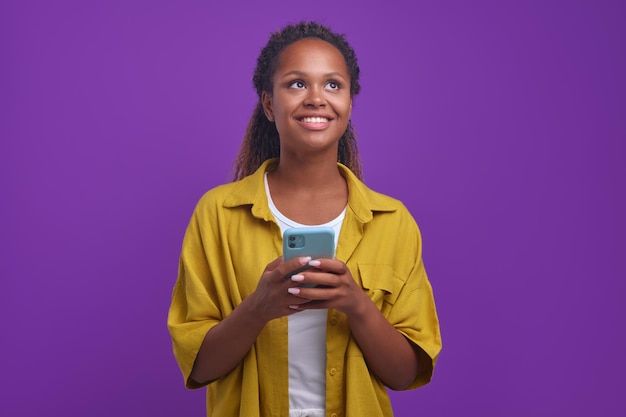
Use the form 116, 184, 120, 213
344, 289, 372, 321
239, 293, 271, 328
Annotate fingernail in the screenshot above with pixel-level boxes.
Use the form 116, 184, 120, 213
308, 260, 321, 267
288, 287, 300, 295
299, 256, 312, 265
289, 305, 300, 310
291, 274, 305, 282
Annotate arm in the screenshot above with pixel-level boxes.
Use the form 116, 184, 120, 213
189, 256, 315, 385
342, 287, 429, 390
189, 293, 267, 384
289, 260, 426, 390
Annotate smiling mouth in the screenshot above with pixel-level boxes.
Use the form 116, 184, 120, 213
300, 117, 330, 123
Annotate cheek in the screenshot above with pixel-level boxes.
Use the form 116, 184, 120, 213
337, 100, 352, 118
333, 94, 352, 115
272, 96, 296, 117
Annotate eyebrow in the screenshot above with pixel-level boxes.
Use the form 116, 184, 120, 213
280, 70, 348, 81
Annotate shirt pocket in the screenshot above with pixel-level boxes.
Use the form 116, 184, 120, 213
357, 263, 405, 307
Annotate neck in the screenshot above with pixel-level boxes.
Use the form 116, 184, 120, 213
266, 151, 348, 225
271, 152, 343, 189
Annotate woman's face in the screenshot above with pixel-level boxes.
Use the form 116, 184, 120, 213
262, 38, 352, 156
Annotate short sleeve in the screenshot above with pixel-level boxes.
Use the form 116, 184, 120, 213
384, 211, 442, 389
167, 205, 224, 389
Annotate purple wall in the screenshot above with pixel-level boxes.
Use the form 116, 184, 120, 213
2, 1, 624, 415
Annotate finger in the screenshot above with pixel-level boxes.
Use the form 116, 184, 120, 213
279, 256, 313, 279
286, 294, 313, 310
288, 285, 336, 301
291, 299, 329, 310
292, 270, 340, 288
307, 258, 346, 274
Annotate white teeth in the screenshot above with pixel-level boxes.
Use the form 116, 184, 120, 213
302, 117, 328, 123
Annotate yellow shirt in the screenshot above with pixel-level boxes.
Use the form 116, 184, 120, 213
168, 159, 442, 417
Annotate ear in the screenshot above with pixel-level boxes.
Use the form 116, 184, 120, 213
261, 91, 274, 122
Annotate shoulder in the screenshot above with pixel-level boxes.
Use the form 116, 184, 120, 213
191, 160, 276, 226
195, 181, 241, 208
361, 185, 408, 212
341, 164, 414, 222
365, 187, 420, 235
194, 159, 275, 211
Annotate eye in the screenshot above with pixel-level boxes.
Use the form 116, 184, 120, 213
326, 81, 340, 90
289, 80, 306, 89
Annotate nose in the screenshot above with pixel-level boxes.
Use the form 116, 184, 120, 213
304, 85, 326, 107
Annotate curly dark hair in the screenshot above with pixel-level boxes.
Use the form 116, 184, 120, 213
233, 21, 363, 180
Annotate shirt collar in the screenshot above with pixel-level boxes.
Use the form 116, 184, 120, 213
222, 158, 397, 224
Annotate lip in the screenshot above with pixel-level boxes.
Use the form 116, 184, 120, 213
294, 113, 334, 131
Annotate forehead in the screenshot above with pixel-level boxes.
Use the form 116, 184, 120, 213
275, 38, 348, 75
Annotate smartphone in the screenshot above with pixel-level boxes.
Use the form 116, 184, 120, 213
283, 227, 335, 282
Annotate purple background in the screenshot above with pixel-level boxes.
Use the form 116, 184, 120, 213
2, 0, 624, 416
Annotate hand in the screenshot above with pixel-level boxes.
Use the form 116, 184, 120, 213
189, 255, 318, 384
247, 256, 316, 322
288, 259, 423, 390
286, 259, 369, 317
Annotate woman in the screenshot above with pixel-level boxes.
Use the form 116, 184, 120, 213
168, 21, 441, 417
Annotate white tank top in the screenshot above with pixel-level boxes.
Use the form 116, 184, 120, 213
264, 173, 346, 415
